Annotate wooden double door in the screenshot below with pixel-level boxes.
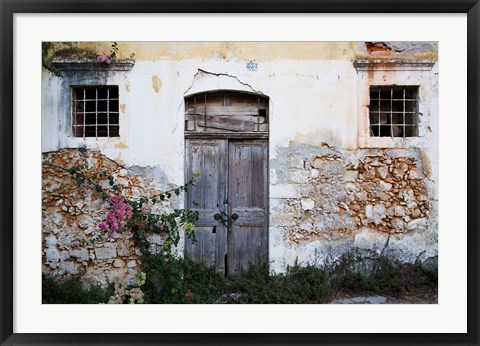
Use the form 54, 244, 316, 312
185, 138, 268, 276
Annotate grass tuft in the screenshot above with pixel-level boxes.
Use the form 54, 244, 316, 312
43, 252, 437, 304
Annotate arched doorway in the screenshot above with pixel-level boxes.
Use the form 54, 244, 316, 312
184, 90, 269, 275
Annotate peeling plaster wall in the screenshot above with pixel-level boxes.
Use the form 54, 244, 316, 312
45, 42, 358, 63
42, 149, 183, 286
42, 42, 438, 278
268, 145, 437, 272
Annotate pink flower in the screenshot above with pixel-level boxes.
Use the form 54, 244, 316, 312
99, 196, 133, 236
105, 59, 111, 64
96, 53, 110, 63
108, 196, 124, 208
106, 213, 117, 223
110, 222, 119, 232
115, 208, 125, 219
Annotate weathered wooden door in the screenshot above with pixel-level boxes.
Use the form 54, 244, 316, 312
185, 139, 268, 275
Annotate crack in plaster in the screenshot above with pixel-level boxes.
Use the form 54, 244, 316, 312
176, 69, 267, 133
183, 68, 265, 96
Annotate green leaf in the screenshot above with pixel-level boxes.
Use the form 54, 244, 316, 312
166, 192, 171, 199
174, 189, 180, 196
151, 198, 156, 205
160, 194, 165, 201
101, 193, 109, 200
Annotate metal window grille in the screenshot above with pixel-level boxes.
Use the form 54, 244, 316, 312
71, 86, 120, 138
368, 86, 419, 138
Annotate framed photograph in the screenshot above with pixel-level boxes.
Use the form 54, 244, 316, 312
1, 1, 478, 345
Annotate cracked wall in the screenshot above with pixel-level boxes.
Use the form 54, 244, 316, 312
42, 42, 438, 276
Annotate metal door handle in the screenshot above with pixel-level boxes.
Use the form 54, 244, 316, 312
214, 213, 222, 222
231, 213, 239, 221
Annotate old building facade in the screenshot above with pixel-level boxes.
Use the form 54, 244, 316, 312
42, 42, 438, 285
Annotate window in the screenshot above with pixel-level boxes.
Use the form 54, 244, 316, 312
71, 86, 119, 137
184, 91, 269, 133
369, 86, 419, 138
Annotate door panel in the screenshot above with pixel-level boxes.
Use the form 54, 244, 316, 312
185, 138, 268, 275
227, 226, 264, 275
184, 226, 216, 265
228, 141, 268, 275
185, 139, 227, 271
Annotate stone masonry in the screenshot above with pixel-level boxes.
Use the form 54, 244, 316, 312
42, 148, 179, 286
269, 143, 437, 271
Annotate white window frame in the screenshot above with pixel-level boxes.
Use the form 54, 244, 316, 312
48, 59, 134, 148
354, 59, 436, 149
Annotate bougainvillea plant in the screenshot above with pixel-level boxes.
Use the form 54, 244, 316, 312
43, 159, 201, 304
45, 162, 200, 257
96, 42, 119, 65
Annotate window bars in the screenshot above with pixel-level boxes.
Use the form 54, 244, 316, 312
369, 86, 419, 138
71, 86, 120, 138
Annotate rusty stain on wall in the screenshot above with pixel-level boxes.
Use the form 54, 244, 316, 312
114, 142, 128, 149
354, 41, 438, 61
152, 75, 162, 93
365, 42, 392, 54
419, 149, 433, 177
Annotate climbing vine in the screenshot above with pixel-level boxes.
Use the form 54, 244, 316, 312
41, 42, 61, 76
45, 162, 199, 257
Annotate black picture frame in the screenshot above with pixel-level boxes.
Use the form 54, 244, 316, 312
1, 1, 479, 345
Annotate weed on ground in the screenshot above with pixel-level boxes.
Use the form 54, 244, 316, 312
42, 253, 437, 304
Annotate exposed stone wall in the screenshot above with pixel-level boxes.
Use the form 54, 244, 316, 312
43, 145, 437, 281
269, 143, 437, 272
42, 149, 178, 286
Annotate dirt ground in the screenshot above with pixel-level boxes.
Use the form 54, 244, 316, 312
330, 285, 438, 304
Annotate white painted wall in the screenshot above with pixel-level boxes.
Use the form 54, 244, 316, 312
42, 57, 361, 171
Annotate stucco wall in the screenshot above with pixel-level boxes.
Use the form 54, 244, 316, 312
42, 42, 438, 280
